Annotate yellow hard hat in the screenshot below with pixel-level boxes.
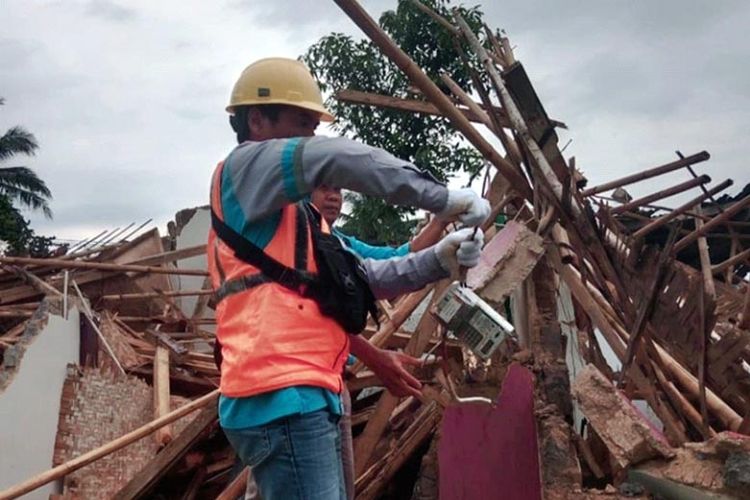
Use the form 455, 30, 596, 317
227, 57, 334, 122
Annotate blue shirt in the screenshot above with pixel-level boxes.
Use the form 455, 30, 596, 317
335, 230, 410, 260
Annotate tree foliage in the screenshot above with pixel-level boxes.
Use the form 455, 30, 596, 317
0, 99, 52, 218
303, 0, 488, 244
0, 97, 55, 256
0, 195, 54, 257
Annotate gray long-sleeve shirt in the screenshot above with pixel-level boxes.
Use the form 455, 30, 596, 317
219, 136, 450, 297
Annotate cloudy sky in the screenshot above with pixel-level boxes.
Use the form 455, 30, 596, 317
2, 0, 748, 243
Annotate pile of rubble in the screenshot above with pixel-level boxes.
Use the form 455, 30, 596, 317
2, 0, 750, 498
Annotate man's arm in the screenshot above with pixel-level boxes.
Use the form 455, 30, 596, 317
224, 136, 448, 223
337, 231, 409, 260
348, 334, 422, 398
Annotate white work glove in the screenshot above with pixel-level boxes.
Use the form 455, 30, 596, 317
436, 188, 491, 226
435, 227, 485, 274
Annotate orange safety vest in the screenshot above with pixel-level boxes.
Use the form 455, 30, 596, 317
208, 161, 350, 398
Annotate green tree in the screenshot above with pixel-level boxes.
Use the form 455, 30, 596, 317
303, 0, 487, 244
0, 97, 55, 256
0, 195, 54, 257
0, 97, 52, 218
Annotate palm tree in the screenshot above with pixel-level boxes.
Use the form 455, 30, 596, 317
0, 97, 52, 218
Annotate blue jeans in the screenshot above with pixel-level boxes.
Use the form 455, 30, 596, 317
224, 409, 345, 500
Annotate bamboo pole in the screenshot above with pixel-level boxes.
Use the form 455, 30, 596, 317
631, 179, 732, 240
693, 205, 714, 430
0, 255, 208, 276
101, 289, 214, 301
650, 354, 716, 439
407, 0, 459, 36
439, 72, 523, 165
673, 193, 750, 253
582, 151, 711, 197
711, 246, 750, 277
331, 0, 532, 200
0, 390, 219, 500
694, 206, 717, 299
609, 175, 710, 215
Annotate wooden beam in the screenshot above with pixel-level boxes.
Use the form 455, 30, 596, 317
582, 151, 711, 197
0, 390, 219, 500
609, 175, 710, 215
407, 0, 459, 36
100, 289, 214, 301
153, 346, 173, 446
356, 402, 440, 499
128, 244, 206, 267
0, 255, 208, 276
112, 404, 218, 500
673, 193, 750, 253
631, 179, 733, 240
711, 247, 750, 276
335, 88, 511, 128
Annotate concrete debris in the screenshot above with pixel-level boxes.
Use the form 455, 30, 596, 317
572, 364, 675, 469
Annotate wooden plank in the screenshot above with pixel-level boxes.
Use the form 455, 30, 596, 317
582, 151, 711, 197
0, 255, 207, 276
129, 245, 206, 267
153, 346, 173, 446
112, 404, 218, 500
100, 289, 214, 301
336, 88, 511, 128
632, 179, 733, 240
357, 402, 440, 500
673, 193, 750, 253
609, 175, 710, 215
215, 468, 249, 500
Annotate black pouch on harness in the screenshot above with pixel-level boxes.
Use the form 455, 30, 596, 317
210, 202, 378, 336
300, 203, 378, 334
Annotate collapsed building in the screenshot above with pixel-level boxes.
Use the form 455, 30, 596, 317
1, 1, 750, 499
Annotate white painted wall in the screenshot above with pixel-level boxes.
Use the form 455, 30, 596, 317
0, 307, 80, 499
173, 208, 211, 322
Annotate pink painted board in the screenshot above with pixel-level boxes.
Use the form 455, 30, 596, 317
439, 364, 542, 500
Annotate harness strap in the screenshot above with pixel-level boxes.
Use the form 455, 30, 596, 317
214, 274, 272, 302
210, 204, 316, 303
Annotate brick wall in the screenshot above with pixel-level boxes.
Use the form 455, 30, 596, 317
53, 365, 192, 499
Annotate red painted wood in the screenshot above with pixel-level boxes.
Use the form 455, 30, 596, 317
439, 364, 541, 500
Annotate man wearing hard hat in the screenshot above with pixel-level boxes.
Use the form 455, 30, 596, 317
208, 57, 489, 499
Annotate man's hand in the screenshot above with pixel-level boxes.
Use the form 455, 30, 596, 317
349, 335, 423, 398
436, 188, 491, 226
435, 227, 484, 274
